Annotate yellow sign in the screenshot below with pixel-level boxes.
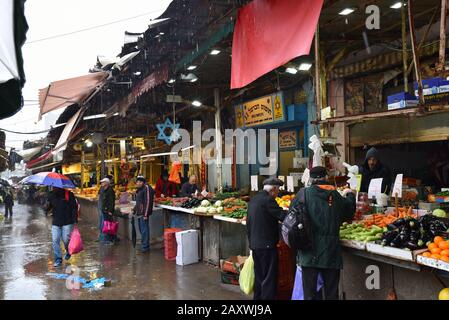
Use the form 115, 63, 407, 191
242, 95, 273, 127
279, 131, 297, 149
133, 138, 145, 149
356, 174, 362, 192
235, 105, 244, 128
62, 163, 81, 175
273, 94, 284, 121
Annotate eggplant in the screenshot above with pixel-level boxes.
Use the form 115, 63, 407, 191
390, 235, 402, 247
393, 218, 407, 228
387, 224, 397, 231
408, 219, 419, 230
405, 241, 419, 250
382, 230, 398, 243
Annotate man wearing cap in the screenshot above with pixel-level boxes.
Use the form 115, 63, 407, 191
296, 166, 356, 300
247, 177, 287, 300
359, 147, 392, 194
133, 176, 154, 253
100, 177, 116, 244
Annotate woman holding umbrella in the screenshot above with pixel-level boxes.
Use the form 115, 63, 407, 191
24, 172, 78, 267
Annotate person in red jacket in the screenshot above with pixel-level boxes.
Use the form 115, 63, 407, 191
155, 170, 177, 198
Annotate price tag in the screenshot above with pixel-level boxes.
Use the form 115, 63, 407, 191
286, 176, 294, 192
392, 174, 403, 198
201, 189, 208, 197
301, 168, 310, 186
278, 176, 285, 190
368, 178, 383, 199
251, 175, 259, 191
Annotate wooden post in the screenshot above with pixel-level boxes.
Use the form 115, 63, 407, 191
408, 0, 425, 107
395, 192, 399, 217
214, 88, 223, 193
438, 0, 448, 71
314, 26, 321, 121
401, 2, 408, 92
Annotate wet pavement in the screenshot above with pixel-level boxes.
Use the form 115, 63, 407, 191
0, 203, 248, 300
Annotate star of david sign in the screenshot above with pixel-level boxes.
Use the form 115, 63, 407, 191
156, 118, 180, 145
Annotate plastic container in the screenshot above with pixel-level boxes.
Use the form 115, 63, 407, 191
176, 229, 199, 266
276, 241, 295, 292
220, 271, 239, 285
164, 228, 182, 260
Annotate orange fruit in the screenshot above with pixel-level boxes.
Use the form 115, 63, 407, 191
441, 250, 449, 257
431, 247, 442, 254
428, 243, 438, 250
422, 252, 431, 257
434, 236, 444, 244
440, 241, 449, 250
441, 256, 449, 263
431, 254, 442, 260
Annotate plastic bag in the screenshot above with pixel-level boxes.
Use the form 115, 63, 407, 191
68, 226, 84, 255
239, 253, 255, 295
291, 265, 324, 300
102, 220, 118, 235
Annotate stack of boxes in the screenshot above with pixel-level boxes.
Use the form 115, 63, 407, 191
387, 77, 449, 111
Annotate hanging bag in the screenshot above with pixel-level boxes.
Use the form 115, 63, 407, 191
68, 226, 84, 255
239, 252, 255, 295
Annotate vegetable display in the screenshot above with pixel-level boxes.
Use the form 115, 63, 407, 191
339, 223, 385, 242
194, 199, 224, 215
376, 215, 448, 250
361, 207, 416, 228
432, 208, 447, 218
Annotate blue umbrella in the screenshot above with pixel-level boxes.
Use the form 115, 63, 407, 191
22, 172, 76, 189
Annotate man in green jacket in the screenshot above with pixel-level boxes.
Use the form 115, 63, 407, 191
297, 166, 356, 300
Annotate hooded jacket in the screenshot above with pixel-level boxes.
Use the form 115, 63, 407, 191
359, 147, 392, 194
297, 184, 355, 269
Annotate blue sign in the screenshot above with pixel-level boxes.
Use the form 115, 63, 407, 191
156, 118, 180, 145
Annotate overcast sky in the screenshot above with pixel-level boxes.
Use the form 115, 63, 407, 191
0, 0, 173, 151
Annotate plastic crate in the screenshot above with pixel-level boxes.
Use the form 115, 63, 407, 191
164, 228, 182, 260
276, 241, 295, 292
220, 271, 240, 286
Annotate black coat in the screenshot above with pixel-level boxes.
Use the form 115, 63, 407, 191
48, 189, 78, 227
246, 190, 287, 250
101, 186, 115, 214
134, 184, 154, 217
359, 147, 392, 194
179, 182, 198, 197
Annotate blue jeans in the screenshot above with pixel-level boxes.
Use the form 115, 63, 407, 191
98, 208, 107, 242
52, 224, 73, 261
138, 217, 150, 252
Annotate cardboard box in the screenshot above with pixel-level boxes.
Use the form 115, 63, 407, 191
387, 92, 419, 110
414, 77, 441, 96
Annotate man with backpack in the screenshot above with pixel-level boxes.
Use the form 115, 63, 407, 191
295, 166, 355, 300
247, 177, 286, 300
133, 176, 154, 253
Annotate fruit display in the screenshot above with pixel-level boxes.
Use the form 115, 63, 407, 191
419, 236, 449, 262
74, 187, 99, 198
339, 223, 385, 242
377, 215, 448, 250
194, 199, 224, 215
155, 197, 173, 205
275, 194, 295, 209
354, 202, 371, 220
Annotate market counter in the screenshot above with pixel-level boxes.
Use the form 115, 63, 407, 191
157, 204, 248, 265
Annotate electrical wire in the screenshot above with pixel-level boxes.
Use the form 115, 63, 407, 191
25, 9, 167, 44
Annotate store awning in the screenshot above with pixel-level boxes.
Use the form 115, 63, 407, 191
52, 108, 85, 154
16, 146, 43, 162
26, 150, 53, 169
0, 0, 28, 119
38, 71, 108, 119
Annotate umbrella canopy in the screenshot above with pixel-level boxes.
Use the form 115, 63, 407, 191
22, 172, 75, 189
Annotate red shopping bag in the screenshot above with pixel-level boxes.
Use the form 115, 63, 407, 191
68, 226, 84, 255
102, 220, 119, 235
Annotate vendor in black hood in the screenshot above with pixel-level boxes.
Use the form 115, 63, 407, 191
359, 147, 392, 194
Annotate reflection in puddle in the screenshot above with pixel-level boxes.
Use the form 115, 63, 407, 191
5, 275, 47, 300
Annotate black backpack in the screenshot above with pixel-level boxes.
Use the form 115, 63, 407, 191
281, 188, 313, 251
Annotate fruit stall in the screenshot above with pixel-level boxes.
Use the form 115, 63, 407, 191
337, 201, 449, 300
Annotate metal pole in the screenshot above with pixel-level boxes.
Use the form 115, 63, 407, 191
438, 0, 447, 71
214, 88, 223, 193
314, 26, 321, 121
401, 2, 409, 92
80, 147, 85, 191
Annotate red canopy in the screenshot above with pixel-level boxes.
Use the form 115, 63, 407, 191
231, 0, 323, 89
